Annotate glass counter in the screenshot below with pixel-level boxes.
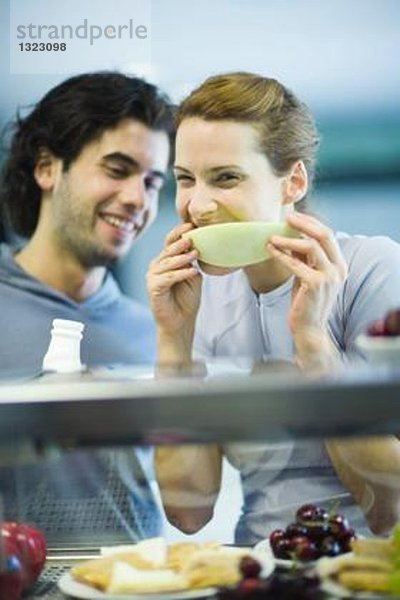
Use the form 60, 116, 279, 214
1, 361, 400, 599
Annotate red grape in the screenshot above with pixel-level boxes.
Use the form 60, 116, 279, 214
320, 536, 342, 557
289, 536, 318, 561
239, 556, 262, 579
338, 528, 357, 553
295, 504, 317, 523
274, 538, 291, 560
302, 522, 330, 542
329, 514, 349, 537
269, 529, 285, 550
237, 577, 266, 594
295, 504, 328, 523
285, 523, 308, 538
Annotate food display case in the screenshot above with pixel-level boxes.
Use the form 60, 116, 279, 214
1, 361, 400, 599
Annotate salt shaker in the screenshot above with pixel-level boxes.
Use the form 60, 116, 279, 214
42, 319, 85, 373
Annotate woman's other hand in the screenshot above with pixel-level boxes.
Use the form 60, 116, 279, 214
268, 212, 348, 368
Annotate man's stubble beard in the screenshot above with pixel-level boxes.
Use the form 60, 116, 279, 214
52, 177, 121, 269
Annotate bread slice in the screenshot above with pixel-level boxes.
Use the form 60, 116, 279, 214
338, 570, 389, 593
101, 537, 168, 567
318, 554, 392, 578
107, 561, 189, 594
71, 551, 155, 591
131, 537, 168, 567
352, 537, 394, 560
183, 547, 250, 588
318, 543, 395, 596
167, 541, 220, 572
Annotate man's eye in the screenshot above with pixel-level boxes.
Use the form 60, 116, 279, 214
108, 167, 128, 178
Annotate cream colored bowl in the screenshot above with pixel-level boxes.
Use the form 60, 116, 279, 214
357, 334, 400, 366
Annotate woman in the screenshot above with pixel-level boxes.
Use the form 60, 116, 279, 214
147, 72, 400, 544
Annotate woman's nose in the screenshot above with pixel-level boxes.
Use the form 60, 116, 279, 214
188, 184, 219, 221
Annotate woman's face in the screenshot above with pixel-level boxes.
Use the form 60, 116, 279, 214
174, 117, 287, 227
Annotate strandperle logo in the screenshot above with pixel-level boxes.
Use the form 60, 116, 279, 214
16, 18, 148, 46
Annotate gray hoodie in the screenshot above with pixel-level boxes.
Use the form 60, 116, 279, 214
0, 244, 156, 375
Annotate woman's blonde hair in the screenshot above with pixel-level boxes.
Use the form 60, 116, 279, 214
176, 72, 320, 205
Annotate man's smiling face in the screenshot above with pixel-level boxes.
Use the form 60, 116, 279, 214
49, 118, 170, 267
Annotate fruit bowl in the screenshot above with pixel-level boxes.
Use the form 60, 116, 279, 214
257, 504, 357, 568
182, 222, 299, 268
254, 538, 309, 569
357, 309, 400, 367
357, 335, 400, 367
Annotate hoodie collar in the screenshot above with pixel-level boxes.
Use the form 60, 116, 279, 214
0, 243, 121, 310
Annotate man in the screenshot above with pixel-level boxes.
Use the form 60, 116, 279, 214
0, 72, 174, 545
0, 71, 173, 374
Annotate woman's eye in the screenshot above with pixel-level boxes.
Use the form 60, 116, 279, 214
175, 174, 194, 184
217, 173, 240, 183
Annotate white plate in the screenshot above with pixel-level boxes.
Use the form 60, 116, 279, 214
356, 333, 400, 366
59, 549, 274, 600
58, 572, 216, 600
254, 538, 317, 569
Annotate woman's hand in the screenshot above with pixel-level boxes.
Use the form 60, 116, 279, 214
147, 223, 202, 339
268, 212, 348, 367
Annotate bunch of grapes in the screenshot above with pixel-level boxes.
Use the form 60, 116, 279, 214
269, 503, 357, 562
218, 557, 322, 599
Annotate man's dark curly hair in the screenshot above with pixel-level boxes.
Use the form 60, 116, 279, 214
0, 72, 175, 238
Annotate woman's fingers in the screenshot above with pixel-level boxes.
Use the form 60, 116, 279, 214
286, 213, 348, 278
270, 235, 331, 271
164, 222, 194, 246
151, 250, 199, 274
148, 222, 199, 297
159, 237, 192, 260
268, 243, 319, 281
149, 267, 199, 295
148, 220, 197, 275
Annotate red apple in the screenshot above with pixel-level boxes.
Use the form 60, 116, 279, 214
0, 522, 46, 592
0, 552, 24, 600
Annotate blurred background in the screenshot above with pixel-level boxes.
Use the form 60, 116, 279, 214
1, 0, 399, 304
